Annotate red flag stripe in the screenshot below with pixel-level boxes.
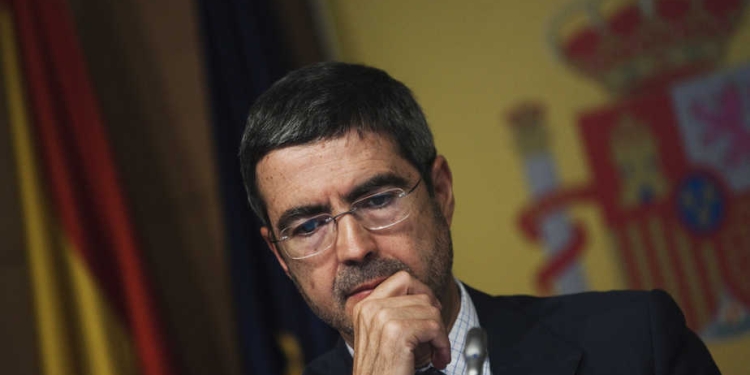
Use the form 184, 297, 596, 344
661, 219, 698, 329
638, 219, 666, 288
10, 0, 174, 374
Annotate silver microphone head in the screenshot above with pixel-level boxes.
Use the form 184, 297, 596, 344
463, 327, 487, 375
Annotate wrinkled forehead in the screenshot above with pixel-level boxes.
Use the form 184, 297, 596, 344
255, 131, 416, 225
256, 131, 399, 182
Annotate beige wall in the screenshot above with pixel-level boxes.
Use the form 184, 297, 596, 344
326, 1, 750, 374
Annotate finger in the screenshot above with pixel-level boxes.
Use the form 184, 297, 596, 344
353, 295, 443, 340
353, 299, 448, 355
354, 296, 443, 351
355, 303, 450, 368
355, 294, 439, 319
403, 318, 452, 369
431, 338, 452, 370
361, 317, 449, 366
367, 271, 440, 307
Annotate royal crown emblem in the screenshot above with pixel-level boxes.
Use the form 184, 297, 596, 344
548, 0, 748, 96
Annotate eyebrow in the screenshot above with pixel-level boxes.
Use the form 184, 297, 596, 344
276, 204, 330, 233
344, 173, 411, 203
274, 172, 412, 231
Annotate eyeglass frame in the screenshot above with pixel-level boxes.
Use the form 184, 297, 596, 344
270, 178, 423, 260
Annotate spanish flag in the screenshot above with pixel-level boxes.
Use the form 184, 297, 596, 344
0, 0, 173, 374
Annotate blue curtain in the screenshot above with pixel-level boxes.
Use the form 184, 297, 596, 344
194, 1, 337, 374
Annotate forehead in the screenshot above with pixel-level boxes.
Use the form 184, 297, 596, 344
256, 132, 415, 220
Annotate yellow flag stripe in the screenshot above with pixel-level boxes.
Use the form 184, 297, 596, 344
63, 238, 137, 375
0, 6, 73, 375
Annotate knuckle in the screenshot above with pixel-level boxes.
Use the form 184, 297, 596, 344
415, 293, 432, 304
357, 300, 375, 317
382, 320, 403, 338
352, 302, 364, 318
424, 319, 441, 332
394, 270, 410, 282
373, 307, 391, 325
426, 305, 440, 317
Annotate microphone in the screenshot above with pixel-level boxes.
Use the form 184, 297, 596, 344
463, 327, 487, 375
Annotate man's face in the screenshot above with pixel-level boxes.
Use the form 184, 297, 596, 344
256, 131, 455, 338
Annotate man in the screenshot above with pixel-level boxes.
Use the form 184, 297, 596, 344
238, 62, 720, 375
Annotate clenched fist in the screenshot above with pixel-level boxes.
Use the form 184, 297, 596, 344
350, 271, 452, 375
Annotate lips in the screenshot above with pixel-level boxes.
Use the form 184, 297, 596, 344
346, 277, 387, 299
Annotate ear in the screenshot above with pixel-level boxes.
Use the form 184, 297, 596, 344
261, 226, 291, 277
430, 155, 455, 226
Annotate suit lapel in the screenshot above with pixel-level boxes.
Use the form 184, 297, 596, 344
303, 338, 352, 375
334, 338, 354, 374
466, 286, 582, 375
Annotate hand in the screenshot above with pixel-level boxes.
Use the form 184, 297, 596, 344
350, 271, 451, 375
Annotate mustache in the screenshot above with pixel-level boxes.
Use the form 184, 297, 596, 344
333, 257, 410, 304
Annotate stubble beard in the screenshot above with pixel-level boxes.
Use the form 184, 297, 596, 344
289, 204, 454, 338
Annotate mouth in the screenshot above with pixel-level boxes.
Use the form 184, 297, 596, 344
346, 277, 387, 301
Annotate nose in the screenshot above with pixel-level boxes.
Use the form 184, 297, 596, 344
334, 214, 376, 264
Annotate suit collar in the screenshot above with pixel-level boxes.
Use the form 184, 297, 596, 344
466, 285, 582, 375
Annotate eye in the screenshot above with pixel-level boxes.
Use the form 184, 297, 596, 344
290, 216, 330, 237
359, 190, 400, 210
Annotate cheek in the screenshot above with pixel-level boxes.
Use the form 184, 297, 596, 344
376, 224, 433, 266
404, 205, 443, 256
303, 274, 317, 290
290, 262, 333, 297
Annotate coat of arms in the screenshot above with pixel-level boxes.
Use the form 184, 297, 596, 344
511, 0, 750, 339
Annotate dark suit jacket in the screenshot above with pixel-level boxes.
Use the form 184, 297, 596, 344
304, 286, 721, 375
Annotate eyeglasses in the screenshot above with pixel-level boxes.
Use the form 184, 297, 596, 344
272, 178, 422, 260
